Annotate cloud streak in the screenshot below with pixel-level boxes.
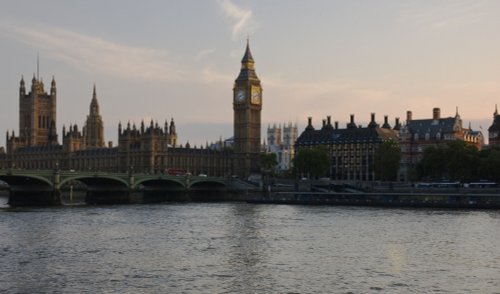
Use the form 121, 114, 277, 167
217, 0, 253, 40
194, 48, 215, 62
0, 22, 186, 81
397, 1, 490, 31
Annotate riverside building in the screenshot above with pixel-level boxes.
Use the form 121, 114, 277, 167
0, 42, 263, 178
295, 114, 400, 181
399, 107, 483, 181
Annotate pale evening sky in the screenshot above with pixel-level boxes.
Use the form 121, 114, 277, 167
1, 0, 500, 146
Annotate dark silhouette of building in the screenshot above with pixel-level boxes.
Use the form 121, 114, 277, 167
488, 105, 500, 147
296, 114, 399, 181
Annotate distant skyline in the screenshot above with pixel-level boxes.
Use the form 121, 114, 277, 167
1, 0, 500, 146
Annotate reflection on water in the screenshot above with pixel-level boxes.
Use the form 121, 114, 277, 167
0, 199, 499, 293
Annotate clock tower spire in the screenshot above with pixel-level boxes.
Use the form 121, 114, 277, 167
233, 40, 262, 177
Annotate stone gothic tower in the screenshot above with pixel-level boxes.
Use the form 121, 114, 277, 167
84, 85, 105, 148
233, 40, 262, 176
18, 74, 58, 147
488, 105, 500, 147
267, 124, 282, 146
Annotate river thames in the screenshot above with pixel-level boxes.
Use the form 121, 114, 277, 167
0, 196, 499, 293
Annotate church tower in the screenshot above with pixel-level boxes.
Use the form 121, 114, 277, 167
84, 85, 105, 148
18, 73, 58, 147
233, 40, 262, 176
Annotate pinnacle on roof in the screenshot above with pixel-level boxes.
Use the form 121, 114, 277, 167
241, 38, 254, 63
236, 39, 260, 82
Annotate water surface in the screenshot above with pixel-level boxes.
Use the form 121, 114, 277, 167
0, 196, 499, 293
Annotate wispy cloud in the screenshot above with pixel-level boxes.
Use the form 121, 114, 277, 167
0, 22, 186, 81
194, 48, 215, 62
217, 0, 254, 40
397, 1, 490, 31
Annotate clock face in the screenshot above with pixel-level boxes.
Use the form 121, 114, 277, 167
235, 90, 245, 102
251, 87, 261, 104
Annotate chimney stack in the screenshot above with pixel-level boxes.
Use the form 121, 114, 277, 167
433, 108, 440, 120
406, 111, 412, 122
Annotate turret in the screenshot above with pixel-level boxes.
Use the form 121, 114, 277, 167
50, 76, 56, 95
169, 118, 177, 147
90, 84, 99, 115
169, 118, 176, 135
48, 119, 58, 144
20, 76, 26, 95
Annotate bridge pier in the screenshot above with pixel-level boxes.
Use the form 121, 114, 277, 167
8, 186, 62, 206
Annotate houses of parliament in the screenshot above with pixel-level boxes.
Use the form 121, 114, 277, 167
0, 43, 263, 177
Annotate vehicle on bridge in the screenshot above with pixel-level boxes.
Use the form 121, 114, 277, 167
166, 168, 190, 176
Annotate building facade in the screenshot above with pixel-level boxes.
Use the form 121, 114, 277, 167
399, 107, 483, 181
488, 105, 500, 147
266, 123, 298, 172
233, 40, 263, 176
7, 75, 58, 152
1, 43, 262, 177
295, 114, 399, 181
83, 85, 105, 148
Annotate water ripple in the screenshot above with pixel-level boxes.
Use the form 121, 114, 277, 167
0, 200, 499, 293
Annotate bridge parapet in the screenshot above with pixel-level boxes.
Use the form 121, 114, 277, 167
0, 169, 231, 205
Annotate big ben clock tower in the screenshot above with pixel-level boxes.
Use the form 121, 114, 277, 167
233, 40, 262, 177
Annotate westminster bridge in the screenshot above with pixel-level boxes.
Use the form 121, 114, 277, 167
0, 169, 246, 206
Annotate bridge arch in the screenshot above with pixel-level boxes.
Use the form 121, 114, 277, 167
60, 175, 129, 189
0, 174, 58, 206
189, 179, 227, 189
59, 175, 131, 205
0, 174, 54, 188
134, 177, 186, 189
